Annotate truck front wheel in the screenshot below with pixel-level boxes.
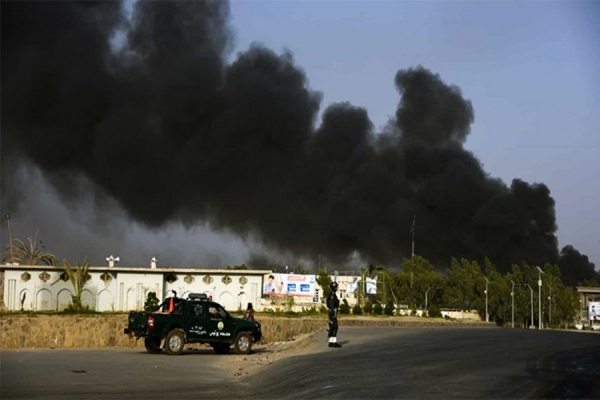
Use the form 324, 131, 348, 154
165, 330, 185, 355
234, 332, 253, 355
144, 337, 162, 354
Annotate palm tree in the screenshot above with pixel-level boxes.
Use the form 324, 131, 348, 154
1, 232, 57, 265
63, 259, 91, 311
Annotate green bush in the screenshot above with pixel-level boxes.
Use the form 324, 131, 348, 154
384, 301, 395, 316
373, 303, 383, 315
428, 304, 442, 318
301, 306, 320, 316
61, 304, 95, 314
319, 305, 329, 314
352, 304, 363, 315
144, 291, 160, 312
363, 302, 373, 314
339, 299, 351, 315
411, 308, 417, 316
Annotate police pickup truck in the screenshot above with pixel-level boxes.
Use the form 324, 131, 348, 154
124, 293, 261, 355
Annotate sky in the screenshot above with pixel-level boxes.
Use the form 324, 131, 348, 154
1, 0, 599, 272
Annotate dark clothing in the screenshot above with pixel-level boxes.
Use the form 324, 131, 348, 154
326, 291, 340, 310
244, 308, 255, 321
326, 291, 340, 338
158, 296, 181, 312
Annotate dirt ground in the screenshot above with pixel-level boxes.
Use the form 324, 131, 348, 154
212, 331, 323, 378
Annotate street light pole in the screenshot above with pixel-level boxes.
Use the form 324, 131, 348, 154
536, 267, 544, 330
484, 277, 489, 323
425, 287, 431, 310
511, 280, 515, 328
361, 269, 368, 306
5, 213, 13, 263
548, 287, 552, 329
527, 284, 534, 329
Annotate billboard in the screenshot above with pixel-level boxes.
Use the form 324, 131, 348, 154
346, 277, 359, 294
590, 301, 600, 323
365, 276, 378, 294
263, 273, 316, 297
342, 276, 377, 294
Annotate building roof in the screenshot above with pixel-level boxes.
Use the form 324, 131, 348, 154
576, 286, 600, 294
0, 264, 272, 275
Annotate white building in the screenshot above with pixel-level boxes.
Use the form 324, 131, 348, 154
0, 264, 271, 312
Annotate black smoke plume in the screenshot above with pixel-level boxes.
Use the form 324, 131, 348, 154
1, 1, 597, 283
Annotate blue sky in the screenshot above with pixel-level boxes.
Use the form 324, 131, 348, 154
228, 0, 600, 265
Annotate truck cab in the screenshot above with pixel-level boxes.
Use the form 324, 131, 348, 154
124, 293, 261, 355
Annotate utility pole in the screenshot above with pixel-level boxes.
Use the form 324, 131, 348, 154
484, 277, 489, 323
548, 286, 552, 329
5, 214, 13, 263
410, 215, 416, 258
536, 266, 544, 330
511, 280, 515, 328
527, 284, 534, 329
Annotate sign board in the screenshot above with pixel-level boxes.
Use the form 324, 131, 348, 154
263, 273, 316, 297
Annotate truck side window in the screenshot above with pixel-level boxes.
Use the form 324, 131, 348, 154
193, 304, 204, 316
172, 301, 184, 315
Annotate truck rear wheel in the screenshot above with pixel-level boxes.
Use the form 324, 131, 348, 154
234, 332, 252, 355
165, 330, 185, 355
144, 337, 162, 354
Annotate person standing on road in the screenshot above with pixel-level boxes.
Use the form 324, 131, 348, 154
327, 281, 342, 348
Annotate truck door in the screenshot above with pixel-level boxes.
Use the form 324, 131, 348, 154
186, 302, 209, 341
205, 304, 234, 341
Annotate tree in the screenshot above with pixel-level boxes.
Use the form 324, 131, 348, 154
145, 292, 160, 312
484, 258, 510, 325
443, 258, 485, 312
339, 299, 351, 314
384, 300, 395, 316
292, 266, 309, 275
373, 302, 383, 315
63, 259, 91, 311
398, 256, 443, 309
226, 264, 248, 270
2, 232, 57, 265
316, 268, 332, 301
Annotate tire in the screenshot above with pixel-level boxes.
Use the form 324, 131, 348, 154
234, 332, 253, 355
144, 337, 162, 354
212, 343, 231, 354
165, 330, 185, 355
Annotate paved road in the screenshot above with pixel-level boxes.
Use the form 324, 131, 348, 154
2, 326, 599, 399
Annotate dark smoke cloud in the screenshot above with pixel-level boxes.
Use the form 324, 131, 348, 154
1, 1, 597, 282
395, 68, 474, 145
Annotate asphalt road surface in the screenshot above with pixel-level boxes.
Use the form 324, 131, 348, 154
2, 326, 599, 399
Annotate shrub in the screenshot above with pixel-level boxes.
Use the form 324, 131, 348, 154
144, 291, 159, 312
352, 304, 363, 315
373, 302, 383, 315
284, 295, 295, 312
339, 299, 351, 315
319, 305, 329, 314
384, 301, 395, 316
61, 304, 95, 314
363, 302, 373, 314
428, 304, 442, 318
411, 308, 417, 316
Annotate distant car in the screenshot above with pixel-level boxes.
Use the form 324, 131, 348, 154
124, 293, 261, 355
